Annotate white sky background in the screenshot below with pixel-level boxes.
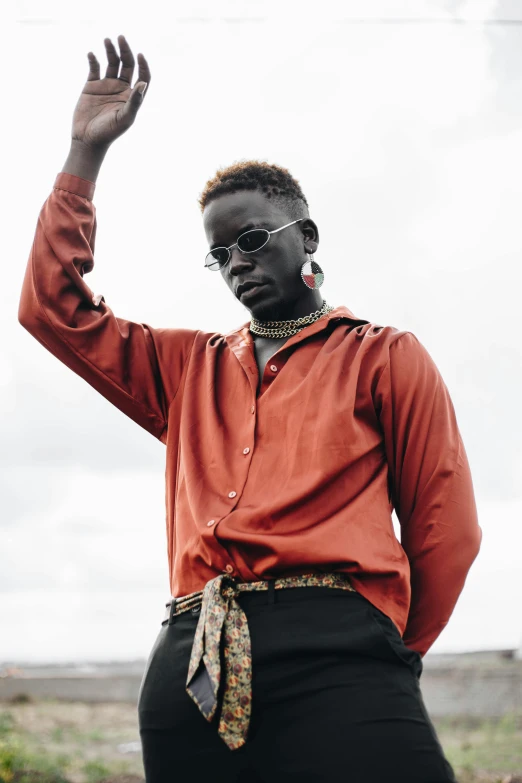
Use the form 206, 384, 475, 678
1, 0, 521, 662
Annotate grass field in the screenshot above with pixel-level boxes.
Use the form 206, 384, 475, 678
0, 700, 521, 782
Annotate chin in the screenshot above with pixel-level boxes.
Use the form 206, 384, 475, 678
241, 291, 271, 320
249, 301, 283, 321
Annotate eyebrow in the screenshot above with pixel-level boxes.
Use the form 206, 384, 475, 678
210, 222, 263, 250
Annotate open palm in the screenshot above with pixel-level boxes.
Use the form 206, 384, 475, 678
72, 34, 151, 149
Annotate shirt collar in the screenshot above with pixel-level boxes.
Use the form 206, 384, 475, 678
224, 305, 370, 352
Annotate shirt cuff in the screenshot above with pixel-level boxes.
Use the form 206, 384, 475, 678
53, 172, 96, 201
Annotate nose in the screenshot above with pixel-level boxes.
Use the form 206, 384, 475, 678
227, 245, 254, 276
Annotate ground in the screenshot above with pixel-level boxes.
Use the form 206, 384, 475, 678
0, 700, 521, 782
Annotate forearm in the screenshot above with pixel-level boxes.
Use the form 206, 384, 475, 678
401, 439, 482, 656
62, 140, 108, 183
403, 532, 481, 655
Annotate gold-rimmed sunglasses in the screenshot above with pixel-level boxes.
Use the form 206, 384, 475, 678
204, 219, 304, 271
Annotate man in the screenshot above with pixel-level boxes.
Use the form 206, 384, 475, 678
19, 34, 481, 782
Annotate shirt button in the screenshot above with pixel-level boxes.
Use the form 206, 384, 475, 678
270, 364, 278, 372
243, 447, 250, 455
250, 405, 255, 414
225, 564, 234, 573
207, 519, 215, 527
228, 491, 237, 498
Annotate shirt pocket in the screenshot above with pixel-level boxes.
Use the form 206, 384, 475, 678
366, 603, 423, 680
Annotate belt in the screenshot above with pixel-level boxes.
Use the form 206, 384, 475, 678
162, 571, 357, 751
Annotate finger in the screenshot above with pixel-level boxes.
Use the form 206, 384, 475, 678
117, 34, 135, 84
104, 37, 120, 79
136, 52, 151, 89
86, 52, 100, 81
118, 81, 148, 129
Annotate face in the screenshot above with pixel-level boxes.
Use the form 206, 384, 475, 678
203, 190, 320, 321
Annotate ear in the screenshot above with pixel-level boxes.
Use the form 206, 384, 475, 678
300, 218, 319, 254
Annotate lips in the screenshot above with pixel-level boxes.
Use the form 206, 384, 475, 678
236, 280, 267, 298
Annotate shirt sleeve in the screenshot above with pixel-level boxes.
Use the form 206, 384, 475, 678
18, 172, 198, 444
374, 331, 482, 656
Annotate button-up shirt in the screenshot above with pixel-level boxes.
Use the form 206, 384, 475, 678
18, 172, 482, 657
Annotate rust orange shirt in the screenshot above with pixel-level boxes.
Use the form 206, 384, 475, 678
19, 172, 482, 657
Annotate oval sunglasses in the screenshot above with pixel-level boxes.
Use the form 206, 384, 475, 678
204, 219, 304, 271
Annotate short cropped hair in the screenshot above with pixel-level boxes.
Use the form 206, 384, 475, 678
198, 160, 310, 221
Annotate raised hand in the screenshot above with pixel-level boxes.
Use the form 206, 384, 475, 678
71, 35, 151, 151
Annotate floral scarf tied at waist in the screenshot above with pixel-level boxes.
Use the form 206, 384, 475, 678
163, 572, 357, 751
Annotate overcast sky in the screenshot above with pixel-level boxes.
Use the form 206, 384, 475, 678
1, 0, 521, 662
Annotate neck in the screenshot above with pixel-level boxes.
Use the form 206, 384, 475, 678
253, 290, 324, 323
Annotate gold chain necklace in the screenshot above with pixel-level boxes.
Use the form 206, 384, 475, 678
250, 301, 335, 338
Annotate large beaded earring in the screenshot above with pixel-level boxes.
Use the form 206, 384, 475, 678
300, 253, 325, 289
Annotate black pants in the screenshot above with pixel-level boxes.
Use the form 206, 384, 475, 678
138, 586, 457, 782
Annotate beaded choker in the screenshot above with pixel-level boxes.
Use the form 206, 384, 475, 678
250, 301, 335, 339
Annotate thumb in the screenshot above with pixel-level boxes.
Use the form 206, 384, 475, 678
120, 81, 148, 125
